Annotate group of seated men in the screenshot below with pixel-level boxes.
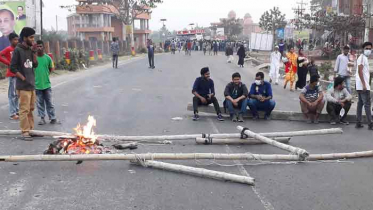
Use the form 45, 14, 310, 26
192, 67, 353, 125
192, 67, 276, 122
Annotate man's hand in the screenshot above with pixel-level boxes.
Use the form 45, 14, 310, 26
340, 102, 345, 108
363, 84, 367, 91
200, 97, 207, 104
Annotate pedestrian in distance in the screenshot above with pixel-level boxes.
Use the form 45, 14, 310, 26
326, 77, 352, 125
355, 42, 373, 130
224, 72, 249, 122
34, 40, 59, 126
269, 46, 281, 85
213, 41, 218, 56
237, 44, 246, 68
225, 44, 234, 63
10, 27, 38, 140
192, 67, 224, 121
147, 39, 155, 69
110, 37, 120, 69
248, 72, 276, 120
296, 48, 309, 90
284, 47, 298, 91
334, 45, 353, 93
299, 75, 325, 124
0, 32, 19, 120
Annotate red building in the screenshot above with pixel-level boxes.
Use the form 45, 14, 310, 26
67, 0, 151, 49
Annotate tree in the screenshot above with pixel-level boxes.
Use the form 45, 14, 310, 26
220, 18, 243, 40
72, 0, 163, 53
259, 7, 287, 48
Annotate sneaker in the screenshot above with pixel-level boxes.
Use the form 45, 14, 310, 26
355, 123, 364, 129
264, 115, 271, 120
314, 119, 319, 124
22, 132, 33, 141
230, 114, 237, 122
306, 119, 312, 124
192, 114, 200, 121
38, 118, 46, 125
10, 115, 19, 120
340, 120, 349, 125
253, 115, 260, 120
238, 114, 244, 122
330, 121, 337, 125
369, 124, 373, 131
217, 114, 224, 121
50, 119, 61, 124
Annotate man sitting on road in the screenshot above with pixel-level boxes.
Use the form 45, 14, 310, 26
192, 67, 224, 121
248, 72, 276, 120
224, 72, 249, 122
299, 75, 325, 124
326, 77, 352, 125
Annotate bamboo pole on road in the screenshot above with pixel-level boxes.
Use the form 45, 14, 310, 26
237, 126, 309, 160
132, 160, 255, 185
195, 137, 291, 145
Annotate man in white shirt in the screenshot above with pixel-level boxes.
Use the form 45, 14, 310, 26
334, 45, 353, 93
269, 46, 281, 85
356, 42, 373, 130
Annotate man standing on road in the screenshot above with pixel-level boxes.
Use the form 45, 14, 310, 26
224, 72, 249, 122
34, 40, 59, 125
110, 37, 119, 69
248, 72, 276, 120
355, 42, 373, 130
269, 46, 281, 85
225, 44, 234, 63
334, 45, 353, 93
326, 77, 352, 125
192, 67, 224, 121
10, 27, 38, 139
147, 39, 155, 69
0, 32, 19, 120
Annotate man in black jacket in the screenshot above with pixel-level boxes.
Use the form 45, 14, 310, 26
192, 67, 224, 121
10, 27, 38, 139
224, 72, 249, 122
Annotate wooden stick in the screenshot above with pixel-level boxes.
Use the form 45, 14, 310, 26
195, 137, 291, 145
2, 150, 373, 162
0, 128, 343, 142
237, 126, 309, 160
132, 160, 255, 185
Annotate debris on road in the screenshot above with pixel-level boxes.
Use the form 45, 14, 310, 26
112, 142, 138, 150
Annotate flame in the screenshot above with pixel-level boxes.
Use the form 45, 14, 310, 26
74, 115, 97, 144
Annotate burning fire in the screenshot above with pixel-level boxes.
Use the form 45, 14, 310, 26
45, 116, 105, 155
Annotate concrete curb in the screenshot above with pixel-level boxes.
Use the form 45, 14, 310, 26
187, 104, 368, 123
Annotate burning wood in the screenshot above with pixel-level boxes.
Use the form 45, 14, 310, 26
44, 116, 110, 155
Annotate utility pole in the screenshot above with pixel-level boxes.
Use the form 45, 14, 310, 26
40, 0, 43, 37
56, 15, 58, 31
292, 0, 307, 30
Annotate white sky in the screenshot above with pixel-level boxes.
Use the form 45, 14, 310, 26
42, 0, 306, 31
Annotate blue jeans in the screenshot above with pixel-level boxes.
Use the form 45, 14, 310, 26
8, 77, 19, 117
225, 99, 248, 115
36, 88, 56, 120
341, 76, 351, 94
248, 99, 276, 117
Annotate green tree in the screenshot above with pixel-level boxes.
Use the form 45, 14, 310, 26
259, 7, 287, 48
220, 18, 243, 40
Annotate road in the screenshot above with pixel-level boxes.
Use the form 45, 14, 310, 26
0, 51, 372, 210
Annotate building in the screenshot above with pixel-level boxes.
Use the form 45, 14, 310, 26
67, 0, 151, 49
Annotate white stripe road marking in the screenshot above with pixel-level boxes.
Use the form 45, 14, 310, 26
208, 119, 275, 210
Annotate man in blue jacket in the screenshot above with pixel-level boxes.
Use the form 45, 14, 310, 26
248, 72, 276, 120
192, 67, 224, 121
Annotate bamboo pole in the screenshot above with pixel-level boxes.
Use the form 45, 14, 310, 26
0, 128, 342, 142
0, 151, 373, 162
132, 160, 255, 185
195, 137, 291, 145
237, 126, 309, 160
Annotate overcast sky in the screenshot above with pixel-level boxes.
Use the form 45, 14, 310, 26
43, 0, 305, 31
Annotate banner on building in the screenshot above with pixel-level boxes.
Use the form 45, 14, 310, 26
250, 33, 273, 51
276, 28, 285, 39
216, 28, 224, 36
293, 30, 310, 41
0, 1, 26, 51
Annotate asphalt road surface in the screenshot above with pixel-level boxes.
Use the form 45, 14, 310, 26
0, 52, 373, 210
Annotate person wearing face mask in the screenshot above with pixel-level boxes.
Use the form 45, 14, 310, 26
334, 45, 353, 93
269, 46, 281, 85
248, 72, 276, 120
299, 75, 325, 124
326, 77, 352, 125
355, 42, 373, 130
192, 67, 224, 121
224, 72, 249, 122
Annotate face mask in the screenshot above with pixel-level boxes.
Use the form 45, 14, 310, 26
255, 80, 262, 86
364, 50, 371, 57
